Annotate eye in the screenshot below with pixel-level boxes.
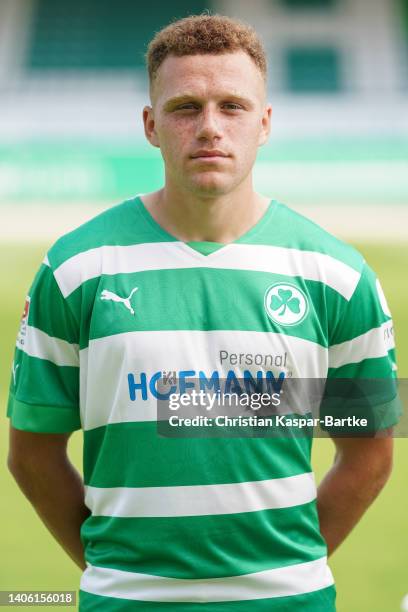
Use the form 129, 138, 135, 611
175, 103, 198, 111
222, 103, 243, 111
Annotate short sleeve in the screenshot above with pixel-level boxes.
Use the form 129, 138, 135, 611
7, 257, 81, 433
321, 262, 402, 433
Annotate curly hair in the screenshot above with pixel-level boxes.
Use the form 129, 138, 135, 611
146, 14, 267, 84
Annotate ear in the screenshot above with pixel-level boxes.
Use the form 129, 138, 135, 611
258, 104, 272, 147
143, 106, 160, 148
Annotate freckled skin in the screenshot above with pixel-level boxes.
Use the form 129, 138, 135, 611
143, 52, 272, 199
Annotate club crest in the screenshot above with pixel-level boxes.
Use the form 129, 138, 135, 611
264, 283, 308, 326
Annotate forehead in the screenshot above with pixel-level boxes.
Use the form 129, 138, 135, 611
152, 51, 265, 103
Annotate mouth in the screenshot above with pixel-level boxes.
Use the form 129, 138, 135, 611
190, 150, 230, 160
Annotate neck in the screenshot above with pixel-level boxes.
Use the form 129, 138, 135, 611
141, 178, 270, 243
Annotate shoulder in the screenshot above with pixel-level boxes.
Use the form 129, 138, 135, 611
46, 196, 147, 270
256, 201, 368, 303
272, 201, 365, 273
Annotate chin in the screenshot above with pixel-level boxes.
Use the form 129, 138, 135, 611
192, 185, 230, 198
190, 175, 233, 197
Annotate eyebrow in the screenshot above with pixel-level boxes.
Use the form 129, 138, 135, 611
162, 93, 255, 110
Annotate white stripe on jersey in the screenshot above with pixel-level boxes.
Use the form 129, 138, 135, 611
79, 329, 328, 430
85, 472, 316, 518
329, 320, 395, 368
17, 324, 79, 367
53, 242, 360, 300
80, 556, 334, 602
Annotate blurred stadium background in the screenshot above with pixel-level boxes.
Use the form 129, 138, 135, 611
0, 1, 407, 611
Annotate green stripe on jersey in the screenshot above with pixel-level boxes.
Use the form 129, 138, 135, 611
47, 198, 178, 270
11, 350, 79, 408
78, 586, 336, 611
28, 263, 79, 341
328, 353, 396, 378
81, 501, 326, 578
7, 394, 80, 432
68, 269, 332, 349
83, 422, 312, 487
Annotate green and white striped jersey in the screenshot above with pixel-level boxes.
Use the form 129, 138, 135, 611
7, 197, 401, 611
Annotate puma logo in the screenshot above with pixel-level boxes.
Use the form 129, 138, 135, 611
100, 287, 139, 315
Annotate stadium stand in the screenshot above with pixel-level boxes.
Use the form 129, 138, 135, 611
27, 0, 208, 70
0, 0, 406, 209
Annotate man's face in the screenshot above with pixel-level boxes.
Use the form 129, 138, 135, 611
143, 51, 272, 197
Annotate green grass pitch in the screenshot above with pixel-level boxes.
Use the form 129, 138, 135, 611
0, 242, 407, 612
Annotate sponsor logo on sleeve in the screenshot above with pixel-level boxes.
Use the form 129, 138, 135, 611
16, 296, 30, 349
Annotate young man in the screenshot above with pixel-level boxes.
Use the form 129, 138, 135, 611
7, 14, 400, 611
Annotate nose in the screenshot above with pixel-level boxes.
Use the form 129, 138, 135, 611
195, 105, 222, 142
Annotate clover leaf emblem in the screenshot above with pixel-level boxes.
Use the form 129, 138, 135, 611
270, 288, 301, 317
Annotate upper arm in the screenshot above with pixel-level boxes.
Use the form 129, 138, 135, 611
7, 259, 81, 435
8, 424, 72, 472
324, 263, 402, 435
331, 428, 394, 476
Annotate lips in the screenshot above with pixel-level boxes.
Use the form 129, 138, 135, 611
190, 150, 229, 158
